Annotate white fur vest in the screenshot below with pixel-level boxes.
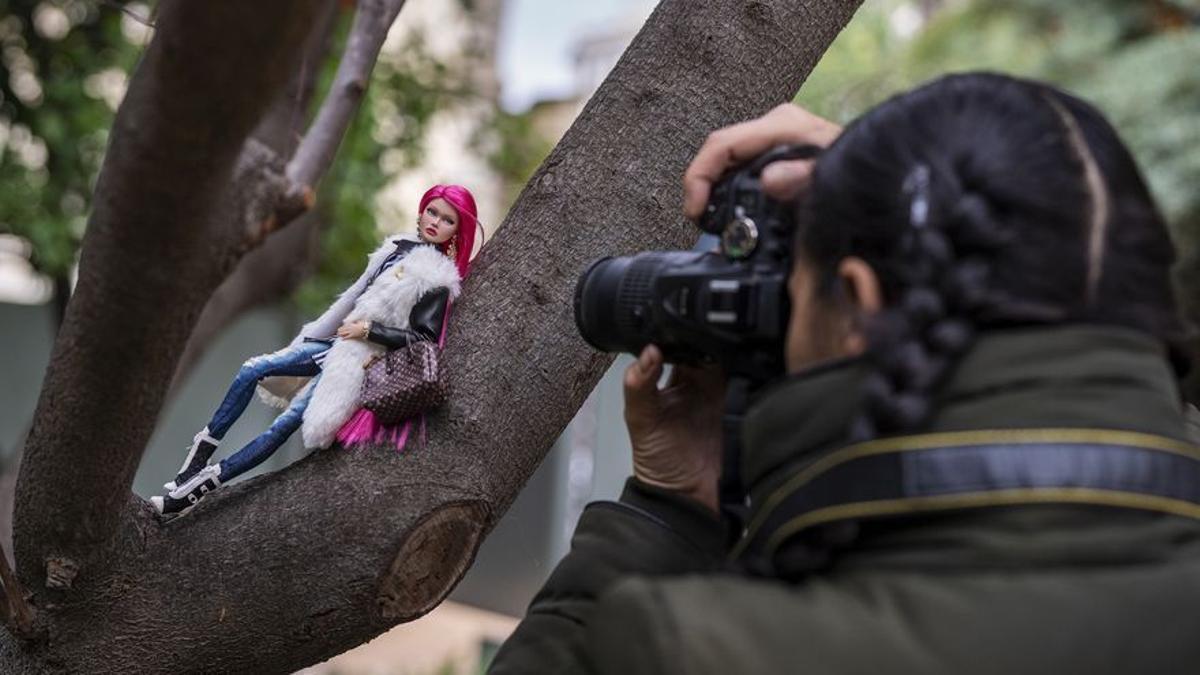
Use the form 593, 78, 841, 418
257, 238, 460, 449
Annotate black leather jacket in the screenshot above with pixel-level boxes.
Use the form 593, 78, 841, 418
365, 287, 450, 348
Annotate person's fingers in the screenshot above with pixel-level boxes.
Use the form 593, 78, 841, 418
761, 159, 816, 201
683, 124, 784, 220
624, 345, 665, 426
683, 104, 841, 219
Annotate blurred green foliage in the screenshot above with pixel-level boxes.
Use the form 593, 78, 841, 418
800, 0, 1200, 393
475, 106, 553, 210
0, 1, 467, 317
0, 0, 143, 278
801, 0, 1200, 237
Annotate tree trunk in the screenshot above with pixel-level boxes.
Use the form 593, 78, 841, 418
4, 0, 862, 671
168, 1, 340, 391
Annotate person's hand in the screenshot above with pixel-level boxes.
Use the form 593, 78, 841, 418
624, 345, 726, 513
683, 103, 842, 220
337, 320, 370, 340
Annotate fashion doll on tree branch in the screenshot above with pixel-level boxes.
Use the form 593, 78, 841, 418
151, 184, 481, 517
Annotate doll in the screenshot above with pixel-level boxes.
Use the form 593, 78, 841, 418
151, 184, 480, 517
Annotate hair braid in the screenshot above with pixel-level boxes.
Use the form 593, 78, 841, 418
802, 73, 1186, 443
850, 170, 1005, 442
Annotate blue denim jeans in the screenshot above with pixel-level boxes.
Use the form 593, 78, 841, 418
206, 340, 328, 481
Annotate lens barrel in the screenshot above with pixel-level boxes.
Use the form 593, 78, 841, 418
574, 251, 705, 356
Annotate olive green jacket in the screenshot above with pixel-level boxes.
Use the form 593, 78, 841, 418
490, 327, 1200, 674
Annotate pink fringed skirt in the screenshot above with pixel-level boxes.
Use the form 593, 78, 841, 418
336, 408, 420, 451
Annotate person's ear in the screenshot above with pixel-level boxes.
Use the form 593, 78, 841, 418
835, 256, 882, 355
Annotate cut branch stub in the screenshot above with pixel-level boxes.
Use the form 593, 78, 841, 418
376, 500, 490, 621
43, 557, 78, 591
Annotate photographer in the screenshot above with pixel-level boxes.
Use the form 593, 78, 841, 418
490, 73, 1200, 674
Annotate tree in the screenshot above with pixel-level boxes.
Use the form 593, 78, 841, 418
0, 0, 863, 672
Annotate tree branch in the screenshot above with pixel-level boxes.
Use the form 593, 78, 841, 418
287, 0, 409, 192
14, 0, 330, 589
171, 0, 410, 382
169, 1, 340, 391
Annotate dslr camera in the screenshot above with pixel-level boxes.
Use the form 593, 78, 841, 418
574, 145, 819, 383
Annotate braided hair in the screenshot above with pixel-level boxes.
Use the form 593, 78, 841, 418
799, 72, 1186, 442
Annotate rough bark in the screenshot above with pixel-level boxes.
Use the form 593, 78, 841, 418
11, 0, 329, 635
459, 0, 864, 515
172, 0, 410, 388
6, 0, 862, 672
169, 1, 340, 390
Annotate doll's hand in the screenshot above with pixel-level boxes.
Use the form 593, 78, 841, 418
624, 345, 726, 514
337, 321, 370, 340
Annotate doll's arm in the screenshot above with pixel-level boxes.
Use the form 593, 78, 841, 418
293, 240, 399, 345
366, 287, 450, 348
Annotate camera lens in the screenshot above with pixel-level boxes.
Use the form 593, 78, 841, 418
574, 251, 706, 355
574, 256, 624, 352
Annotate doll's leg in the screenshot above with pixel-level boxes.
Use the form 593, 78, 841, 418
168, 341, 327, 491
206, 341, 327, 440
215, 375, 319, 483
153, 377, 320, 517
154, 374, 322, 518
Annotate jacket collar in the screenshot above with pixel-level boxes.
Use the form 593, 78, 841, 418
741, 325, 1187, 504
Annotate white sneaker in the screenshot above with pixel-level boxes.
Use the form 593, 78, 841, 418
168, 463, 222, 501
164, 427, 220, 492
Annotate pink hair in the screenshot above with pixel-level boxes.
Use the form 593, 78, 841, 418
418, 184, 480, 280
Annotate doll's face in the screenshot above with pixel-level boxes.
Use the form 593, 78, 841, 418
418, 198, 460, 245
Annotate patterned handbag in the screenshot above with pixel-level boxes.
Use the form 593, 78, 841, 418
361, 340, 449, 426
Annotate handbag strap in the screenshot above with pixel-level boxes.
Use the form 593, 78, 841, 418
436, 299, 452, 349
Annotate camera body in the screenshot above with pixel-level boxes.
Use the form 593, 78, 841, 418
574, 145, 819, 381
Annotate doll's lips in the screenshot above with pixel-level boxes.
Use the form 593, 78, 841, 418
424, 226, 437, 237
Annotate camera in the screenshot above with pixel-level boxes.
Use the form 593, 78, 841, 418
573, 144, 820, 382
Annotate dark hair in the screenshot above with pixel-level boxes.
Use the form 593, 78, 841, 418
800, 72, 1186, 441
